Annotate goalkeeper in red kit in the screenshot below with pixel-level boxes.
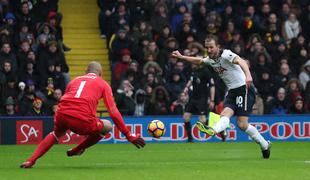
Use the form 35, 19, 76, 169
20, 61, 146, 168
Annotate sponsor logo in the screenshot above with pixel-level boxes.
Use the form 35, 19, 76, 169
16, 121, 43, 144
59, 131, 86, 144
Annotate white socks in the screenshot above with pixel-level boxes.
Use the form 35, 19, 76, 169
212, 117, 269, 150
245, 124, 269, 150
213, 116, 230, 133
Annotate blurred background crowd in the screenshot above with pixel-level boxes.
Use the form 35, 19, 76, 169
101, 0, 310, 116
1, 0, 310, 116
0, 0, 69, 116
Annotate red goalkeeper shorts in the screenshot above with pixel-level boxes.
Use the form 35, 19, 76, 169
53, 111, 104, 136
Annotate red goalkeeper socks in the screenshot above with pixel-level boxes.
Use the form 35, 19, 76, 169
27, 132, 57, 163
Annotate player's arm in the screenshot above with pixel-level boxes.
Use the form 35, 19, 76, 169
232, 56, 253, 88
171, 50, 204, 65
183, 79, 192, 94
102, 81, 145, 148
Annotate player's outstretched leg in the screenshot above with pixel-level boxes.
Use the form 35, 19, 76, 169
67, 119, 113, 157
237, 116, 271, 159
20, 132, 59, 168
67, 134, 103, 157
262, 141, 271, 159
196, 121, 215, 135
219, 130, 227, 142
196, 115, 230, 136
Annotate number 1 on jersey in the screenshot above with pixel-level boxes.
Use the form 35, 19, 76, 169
75, 81, 86, 98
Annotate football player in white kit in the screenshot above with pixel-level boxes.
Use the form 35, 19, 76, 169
172, 35, 271, 159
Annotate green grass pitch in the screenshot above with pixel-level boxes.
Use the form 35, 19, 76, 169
0, 142, 310, 180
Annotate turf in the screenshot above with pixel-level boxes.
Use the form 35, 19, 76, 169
0, 142, 310, 180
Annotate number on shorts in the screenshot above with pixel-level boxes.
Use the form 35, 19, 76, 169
236, 96, 243, 108
74, 81, 86, 98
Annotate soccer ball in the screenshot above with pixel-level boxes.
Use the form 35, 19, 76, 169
147, 120, 165, 138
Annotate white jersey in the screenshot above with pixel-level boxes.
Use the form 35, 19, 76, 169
202, 49, 245, 90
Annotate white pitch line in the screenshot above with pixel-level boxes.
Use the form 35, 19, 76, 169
304, 161, 310, 164
42, 160, 270, 167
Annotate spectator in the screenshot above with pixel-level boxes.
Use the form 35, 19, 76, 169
272, 41, 289, 68
274, 63, 295, 89
47, 11, 70, 52
220, 20, 236, 47
282, 13, 301, 44
32, 0, 59, 24
1, 60, 15, 81
142, 72, 160, 89
97, 0, 117, 39
132, 21, 152, 46
149, 86, 170, 115
3, 75, 18, 99
240, 5, 260, 40
158, 37, 179, 71
113, 48, 132, 86
192, 0, 209, 33
170, 2, 188, 33
245, 33, 263, 54
165, 70, 186, 102
38, 40, 69, 83
15, 2, 35, 29
156, 24, 173, 50
279, 3, 291, 21
256, 67, 275, 101
133, 89, 151, 117
16, 40, 30, 71
128, 0, 149, 23
46, 88, 62, 115
260, 13, 282, 36
170, 92, 189, 115
3, 12, 17, 43
150, 2, 170, 35
285, 78, 303, 103
19, 60, 39, 86
0, 43, 17, 73
221, 4, 236, 31
53, 63, 66, 92
115, 79, 135, 115
110, 28, 134, 63
19, 90, 35, 115
17, 81, 26, 101
2, 96, 19, 116
142, 61, 163, 78
299, 60, 310, 90
25, 79, 46, 102
289, 96, 307, 114
265, 87, 289, 114
143, 40, 159, 62
26, 97, 46, 116
110, 2, 130, 37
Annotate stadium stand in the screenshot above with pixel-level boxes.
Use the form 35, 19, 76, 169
99, 0, 310, 115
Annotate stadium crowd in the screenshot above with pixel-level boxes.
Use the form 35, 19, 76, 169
100, 0, 310, 115
0, 0, 69, 116
1, 0, 309, 117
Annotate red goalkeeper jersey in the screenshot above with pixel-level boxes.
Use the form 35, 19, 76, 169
57, 73, 130, 136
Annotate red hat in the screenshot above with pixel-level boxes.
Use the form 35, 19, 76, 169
121, 48, 131, 56
47, 11, 57, 20
33, 97, 43, 104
